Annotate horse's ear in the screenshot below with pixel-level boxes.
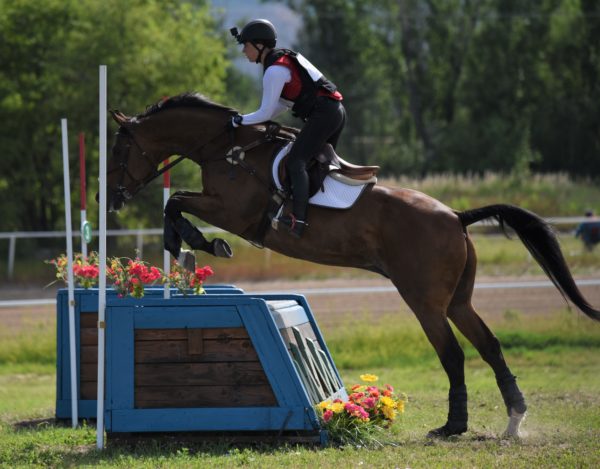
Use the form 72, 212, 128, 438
109, 109, 131, 127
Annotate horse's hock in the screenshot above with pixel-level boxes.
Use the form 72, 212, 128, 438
56, 287, 346, 443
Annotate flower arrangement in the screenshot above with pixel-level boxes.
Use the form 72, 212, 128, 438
316, 374, 406, 447
47, 252, 216, 299
46, 252, 100, 289
167, 261, 214, 295
106, 256, 164, 298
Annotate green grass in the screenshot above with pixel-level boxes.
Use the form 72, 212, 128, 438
1, 311, 599, 467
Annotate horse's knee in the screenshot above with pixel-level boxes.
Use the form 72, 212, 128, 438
165, 194, 184, 219
163, 216, 182, 258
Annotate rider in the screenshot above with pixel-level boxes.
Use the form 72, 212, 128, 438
229, 19, 345, 238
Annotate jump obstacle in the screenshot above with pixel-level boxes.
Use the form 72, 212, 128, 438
55, 286, 244, 420
56, 287, 346, 444
57, 65, 345, 446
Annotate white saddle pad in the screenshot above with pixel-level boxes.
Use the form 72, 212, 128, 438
272, 143, 372, 209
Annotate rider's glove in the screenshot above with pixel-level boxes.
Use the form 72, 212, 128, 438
226, 113, 243, 131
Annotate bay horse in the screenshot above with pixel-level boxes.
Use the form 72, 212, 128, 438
104, 93, 600, 438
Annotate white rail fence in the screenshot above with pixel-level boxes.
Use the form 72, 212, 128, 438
0, 217, 587, 279
0, 227, 223, 279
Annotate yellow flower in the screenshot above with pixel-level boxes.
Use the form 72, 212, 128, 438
380, 396, 395, 408
331, 402, 344, 413
359, 373, 378, 383
318, 401, 330, 410
382, 405, 397, 421
396, 400, 405, 413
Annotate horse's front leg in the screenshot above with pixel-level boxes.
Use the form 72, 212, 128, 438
164, 190, 233, 260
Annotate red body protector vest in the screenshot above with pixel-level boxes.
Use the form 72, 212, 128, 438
264, 49, 342, 120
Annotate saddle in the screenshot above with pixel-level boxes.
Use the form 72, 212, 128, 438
277, 143, 379, 197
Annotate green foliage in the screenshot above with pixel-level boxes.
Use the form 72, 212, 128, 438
286, 0, 600, 178
0, 0, 229, 231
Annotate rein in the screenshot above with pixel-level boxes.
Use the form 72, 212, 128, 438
111, 127, 228, 200
112, 119, 291, 246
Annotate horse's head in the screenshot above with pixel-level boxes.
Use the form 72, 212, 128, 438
98, 93, 246, 211
98, 111, 152, 211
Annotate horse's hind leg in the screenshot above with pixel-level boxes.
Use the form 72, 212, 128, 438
447, 236, 527, 437
410, 307, 469, 437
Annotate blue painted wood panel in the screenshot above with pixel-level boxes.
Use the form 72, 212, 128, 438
55, 285, 243, 420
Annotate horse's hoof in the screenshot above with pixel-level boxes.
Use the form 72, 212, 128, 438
177, 250, 196, 272
502, 408, 526, 439
427, 421, 467, 438
211, 239, 233, 258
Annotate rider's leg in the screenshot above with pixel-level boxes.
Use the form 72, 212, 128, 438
279, 98, 345, 237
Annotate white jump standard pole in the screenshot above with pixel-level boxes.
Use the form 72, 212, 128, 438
163, 159, 171, 299
61, 118, 78, 428
96, 65, 108, 449
79, 133, 88, 258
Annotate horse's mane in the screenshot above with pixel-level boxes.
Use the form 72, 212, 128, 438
138, 92, 235, 119
135, 92, 300, 138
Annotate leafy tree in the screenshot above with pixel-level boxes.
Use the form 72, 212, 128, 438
0, 0, 229, 231
285, 0, 600, 178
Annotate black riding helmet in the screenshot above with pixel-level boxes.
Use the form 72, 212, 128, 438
230, 19, 277, 63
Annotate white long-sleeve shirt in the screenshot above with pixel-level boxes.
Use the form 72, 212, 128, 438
241, 65, 293, 125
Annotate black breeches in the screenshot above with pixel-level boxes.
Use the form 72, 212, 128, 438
286, 97, 346, 220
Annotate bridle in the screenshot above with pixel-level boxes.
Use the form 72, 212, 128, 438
108, 126, 227, 203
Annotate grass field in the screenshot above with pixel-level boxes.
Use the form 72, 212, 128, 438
1, 310, 599, 468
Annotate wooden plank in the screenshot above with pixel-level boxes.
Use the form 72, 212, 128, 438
80, 363, 98, 382
290, 343, 319, 403
80, 381, 97, 400
278, 322, 316, 348
135, 362, 270, 386
306, 338, 335, 396
80, 327, 98, 346
81, 345, 98, 364
187, 329, 203, 356
135, 327, 249, 341
135, 339, 258, 363
292, 328, 326, 400
80, 312, 98, 328
134, 384, 277, 408
313, 346, 340, 393
291, 357, 315, 403
318, 349, 343, 389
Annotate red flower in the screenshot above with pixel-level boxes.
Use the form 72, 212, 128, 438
323, 409, 334, 422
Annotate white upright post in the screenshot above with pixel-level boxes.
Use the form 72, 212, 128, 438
96, 65, 107, 449
163, 159, 171, 299
79, 133, 88, 258
61, 118, 78, 428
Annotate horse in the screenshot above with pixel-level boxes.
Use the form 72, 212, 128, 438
103, 92, 600, 438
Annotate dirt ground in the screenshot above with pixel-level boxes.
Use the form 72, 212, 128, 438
1, 276, 599, 333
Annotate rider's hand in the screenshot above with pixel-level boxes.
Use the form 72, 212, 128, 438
226, 114, 243, 131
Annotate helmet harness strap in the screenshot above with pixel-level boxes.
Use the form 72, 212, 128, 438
252, 42, 266, 64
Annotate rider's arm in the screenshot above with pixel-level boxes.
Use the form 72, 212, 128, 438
240, 65, 291, 125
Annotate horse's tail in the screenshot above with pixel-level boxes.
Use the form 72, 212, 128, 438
458, 204, 600, 322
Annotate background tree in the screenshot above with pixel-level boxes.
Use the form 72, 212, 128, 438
0, 0, 229, 232
285, 0, 600, 178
